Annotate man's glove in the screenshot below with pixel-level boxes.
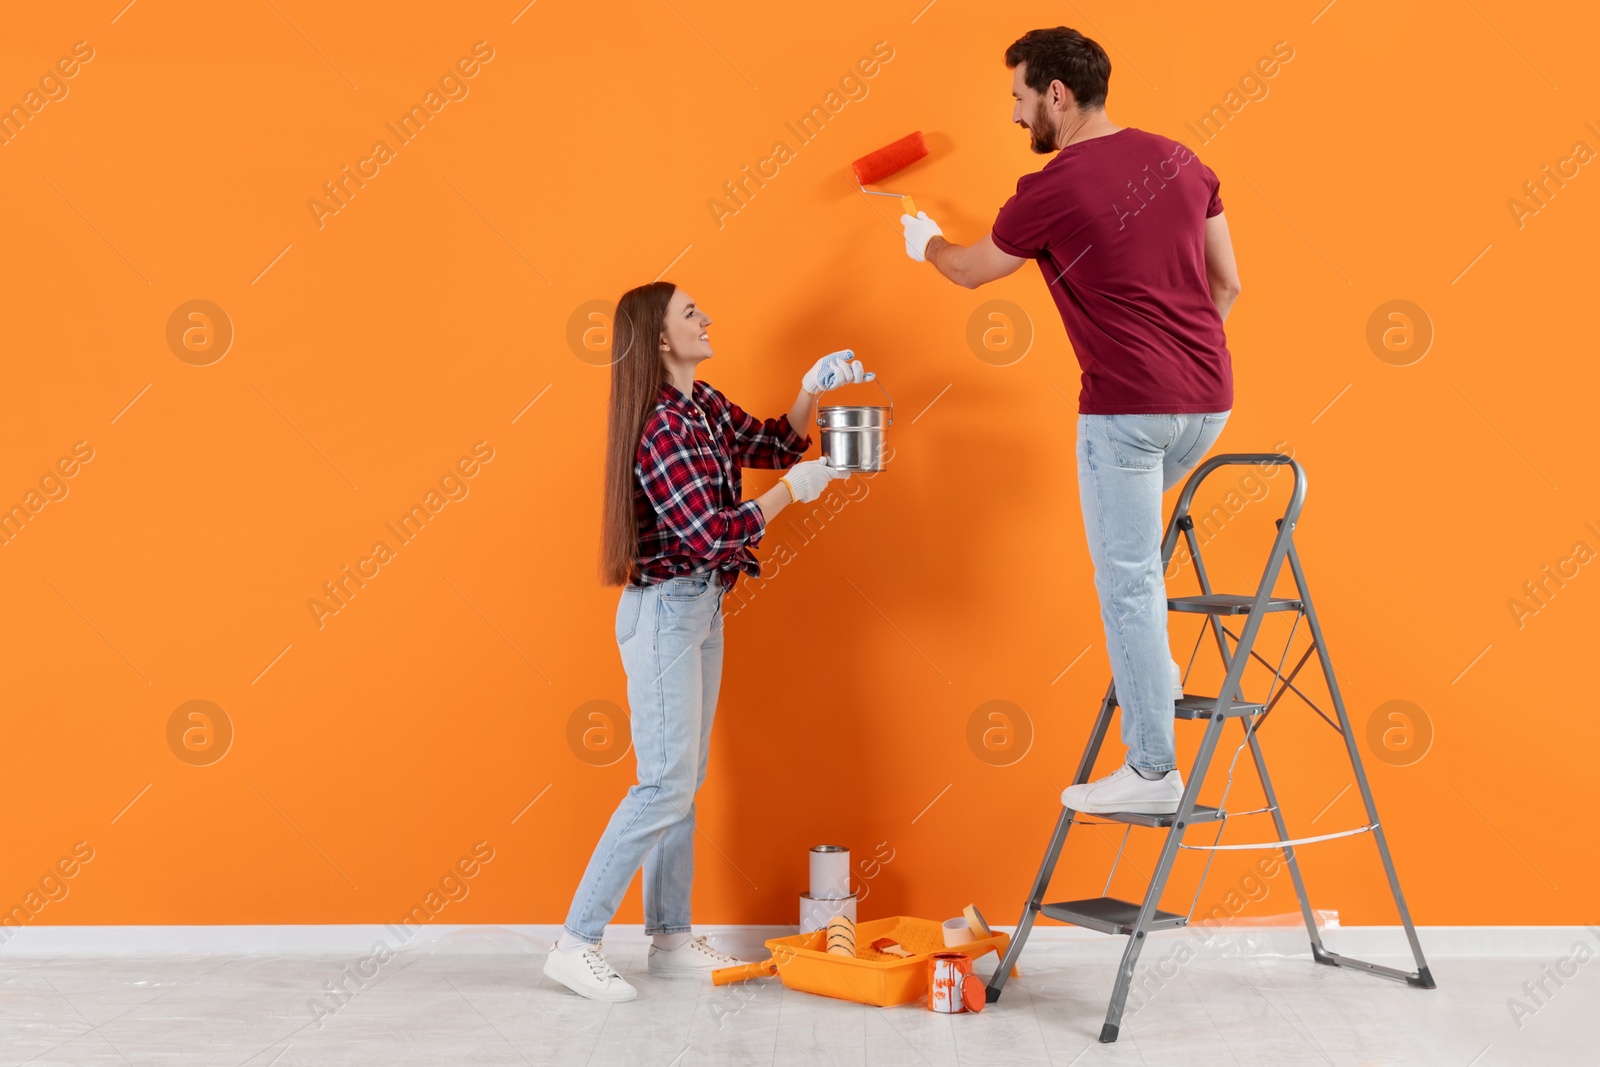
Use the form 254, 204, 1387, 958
901, 211, 944, 263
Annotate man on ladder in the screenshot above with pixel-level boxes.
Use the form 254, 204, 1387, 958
896, 26, 1433, 1044
901, 25, 1242, 815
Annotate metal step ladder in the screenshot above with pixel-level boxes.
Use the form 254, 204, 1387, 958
985, 454, 1434, 1043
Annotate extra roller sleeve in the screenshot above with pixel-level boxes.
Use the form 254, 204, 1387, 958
825, 915, 857, 957
851, 131, 929, 186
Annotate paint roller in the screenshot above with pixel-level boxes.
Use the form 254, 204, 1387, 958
714, 916, 856, 986
852, 131, 929, 216
713, 957, 779, 986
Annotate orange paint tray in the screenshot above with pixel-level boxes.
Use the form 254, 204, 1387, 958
759, 915, 1011, 1007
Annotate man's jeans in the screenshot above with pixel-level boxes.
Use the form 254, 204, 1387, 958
1076, 411, 1230, 774
563, 574, 726, 943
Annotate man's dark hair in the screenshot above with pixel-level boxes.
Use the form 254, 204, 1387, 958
1005, 27, 1111, 109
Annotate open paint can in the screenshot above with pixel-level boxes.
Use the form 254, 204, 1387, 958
817, 378, 893, 473
928, 952, 985, 1014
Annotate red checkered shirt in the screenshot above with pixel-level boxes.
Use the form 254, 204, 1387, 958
632, 380, 811, 588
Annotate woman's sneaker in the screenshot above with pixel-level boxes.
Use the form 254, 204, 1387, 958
543, 943, 637, 1002
647, 935, 742, 977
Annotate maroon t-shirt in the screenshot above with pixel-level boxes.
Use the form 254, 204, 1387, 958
991, 127, 1233, 415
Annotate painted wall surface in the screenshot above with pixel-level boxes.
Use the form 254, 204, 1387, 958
1, 1, 1594, 934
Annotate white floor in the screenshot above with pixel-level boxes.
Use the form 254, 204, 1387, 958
0, 929, 1588, 1066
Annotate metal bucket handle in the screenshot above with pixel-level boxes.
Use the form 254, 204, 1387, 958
816, 376, 893, 425
873, 376, 894, 426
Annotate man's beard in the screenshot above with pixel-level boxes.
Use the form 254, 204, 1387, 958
1026, 101, 1060, 154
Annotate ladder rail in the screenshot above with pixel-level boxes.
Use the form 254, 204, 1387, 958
1178, 458, 1327, 943
1187, 514, 1432, 987
1180, 731, 1252, 923
1285, 537, 1434, 986
1242, 723, 1325, 950
1161, 453, 1307, 569
1101, 531, 1276, 1041
986, 680, 1121, 1000
1176, 465, 1430, 987
1099, 711, 1231, 1042
1169, 453, 1304, 702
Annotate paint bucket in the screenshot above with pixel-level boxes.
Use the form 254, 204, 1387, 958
927, 952, 985, 1014
799, 892, 857, 934
817, 379, 893, 473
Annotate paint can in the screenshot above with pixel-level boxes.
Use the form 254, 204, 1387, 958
817, 379, 894, 472
928, 952, 985, 1014
809, 845, 851, 898
799, 892, 856, 933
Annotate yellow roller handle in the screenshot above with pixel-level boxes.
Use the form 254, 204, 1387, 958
901, 195, 918, 216
713, 957, 777, 986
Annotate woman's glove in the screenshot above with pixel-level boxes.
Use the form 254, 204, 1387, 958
802, 349, 874, 396
901, 211, 943, 262
780, 457, 851, 504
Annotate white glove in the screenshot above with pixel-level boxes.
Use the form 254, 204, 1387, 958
900, 211, 943, 262
801, 349, 875, 396
780, 457, 850, 504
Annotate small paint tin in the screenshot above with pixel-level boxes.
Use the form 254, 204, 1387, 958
927, 952, 985, 1013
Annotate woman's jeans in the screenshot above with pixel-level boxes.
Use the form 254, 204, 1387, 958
1076, 411, 1230, 775
562, 574, 727, 944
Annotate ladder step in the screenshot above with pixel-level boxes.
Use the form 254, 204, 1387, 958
1168, 593, 1302, 615
1090, 804, 1224, 828
1039, 896, 1186, 935
1175, 694, 1265, 720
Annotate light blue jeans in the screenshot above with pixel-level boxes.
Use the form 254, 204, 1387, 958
1077, 411, 1230, 774
563, 574, 727, 943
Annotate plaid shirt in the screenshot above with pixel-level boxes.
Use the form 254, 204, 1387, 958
632, 380, 811, 588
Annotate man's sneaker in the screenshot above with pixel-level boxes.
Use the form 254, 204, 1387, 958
543, 944, 637, 1002
1171, 659, 1184, 701
647, 935, 743, 977
1062, 764, 1184, 815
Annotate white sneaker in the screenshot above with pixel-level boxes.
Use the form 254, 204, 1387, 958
543, 944, 637, 1002
1062, 764, 1184, 815
647, 935, 743, 977
1171, 659, 1184, 701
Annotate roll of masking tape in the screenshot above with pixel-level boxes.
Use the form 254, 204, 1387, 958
809, 845, 850, 898
801, 892, 856, 933
942, 916, 975, 947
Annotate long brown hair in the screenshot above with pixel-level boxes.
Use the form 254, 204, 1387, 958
600, 281, 676, 586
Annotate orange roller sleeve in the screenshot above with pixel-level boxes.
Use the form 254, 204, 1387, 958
851, 131, 929, 185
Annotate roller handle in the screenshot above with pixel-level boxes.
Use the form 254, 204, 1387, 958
712, 957, 777, 986
859, 189, 918, 217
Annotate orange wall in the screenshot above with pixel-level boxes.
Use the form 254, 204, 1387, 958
1, 1, 1594, 932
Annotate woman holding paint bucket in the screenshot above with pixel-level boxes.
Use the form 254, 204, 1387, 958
544, 280, 869, 1002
